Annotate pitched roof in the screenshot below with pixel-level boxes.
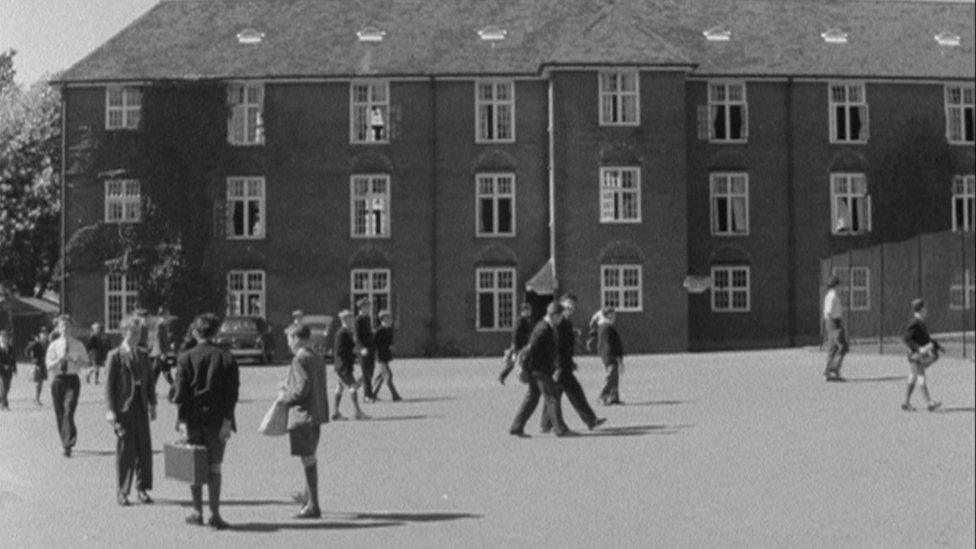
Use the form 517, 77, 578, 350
54, 0, 975, 83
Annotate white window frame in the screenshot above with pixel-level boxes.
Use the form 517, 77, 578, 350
475, 80, 515, 143
599, 71, 640, 126
952, 175, 974, 233
104, 273, 139, 332
227, 82, 265, 146
350, 174, 390, 238
104, 179, 142, 223
708, 81, 747, 143
828, 82, 869, 144
830, 266, 871, 312
710, 266, 751, 313
710, 172, 749, 236
475, 267, 516, 331
475, 173, 516, 237
351, 269, 391, 318
105, 86, 142, 130
226, 270, 266, 317
601, 265, 643, 312
350, 81, 390, 144
830, 173, 871, 235
226, 176, 266, 239
599, 167, 642, 223
945, 83, 975, 145
949, 270, 974, 310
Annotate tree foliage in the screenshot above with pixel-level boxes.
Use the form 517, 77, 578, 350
0, 50, 62, 296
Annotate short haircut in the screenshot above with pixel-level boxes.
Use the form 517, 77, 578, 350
39, 326, 49, 334
519, 302, 531, 312
826, 275, 841, 288
338, 309, 354, 320
118, 316, 142, 332
546, 302, 564, 316
291, 309, 304, 317
356, 298, 370, 308
601, 306, 616, 316
286, 323, 311, 340
191, 312, 221, 339
559, 293, 578, 303
55, 314, 72, 325
911, 298, 926, 313
0, 329, 10, 338
378, 309, 392, 319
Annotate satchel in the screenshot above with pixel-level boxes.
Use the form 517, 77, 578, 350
257, 400, 288, 436
516, 351, 530, 384
164, 442, 209, 485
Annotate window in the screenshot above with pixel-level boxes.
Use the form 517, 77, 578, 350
105, 87, 141, 130
351, 175, 390, 238
708, 82, 747, 142
351, 269, 390, 317
831, 173, 871, 234
601, 265, 642, 312
227, 83, 264, 145
599, 71, 639, 125
710, 173, 749, 235
829, 83, 868, 143
227, 270, 265, 317
476, 173, 515, 236
226, 177, 265, 239
105, 273, 138, 332
104, 180, 141, 223
711, 266, 750, 312
831, 266, 871, 311
945, 84, 974, 144
351, 81, 389, 143
952, 175, 974, 232
600, 167, 641, 223
476, 268, 515, 330
950, 270, 974, 310
476, 81, 515, 142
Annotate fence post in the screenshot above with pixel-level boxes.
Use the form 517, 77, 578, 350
878, 242, 884, 355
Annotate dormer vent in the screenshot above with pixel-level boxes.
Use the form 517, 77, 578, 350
478, 25, 508, 42
821, 28, 848, 44
703, 26, 731, 42
935, 31, 961, 47
236, 29, 265, 45
357, 27, 386, 42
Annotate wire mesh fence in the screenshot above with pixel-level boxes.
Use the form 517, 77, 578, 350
821, 230, 975, 359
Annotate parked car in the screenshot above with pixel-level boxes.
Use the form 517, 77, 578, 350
299, 314, 334, 363
214, 316, 275, 364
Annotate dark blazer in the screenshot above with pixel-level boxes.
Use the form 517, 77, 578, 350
522, 320, 558, 375
86, 333, 110, 365
556, 317, 578, 371
374, 325, 394, 362
105, 346, 156, 416
903, 316, 941, 355
334, 327, 356, 371
510, 315, 533, 351
598, 323, 624, 364
0, 344, 16, 375
173, 342, 240, 432
354, 314, 374, 352
25, 339, 48, 367
281, 347, 329, 429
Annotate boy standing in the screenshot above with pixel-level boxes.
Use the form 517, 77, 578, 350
353, 299, 377, 402
597, 307, 625, 405
498, 302, 533, 384
372, 310, 402, 401
25, 327, 49, 406
86, 322, 110, 384
823, 275, 849, 382
901, 298, 943, 412
0, 330, 15, 410
332, 310, 368, 420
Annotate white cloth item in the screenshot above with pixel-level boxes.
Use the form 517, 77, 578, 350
823, 289, 843, 321
45, 335, 91, 375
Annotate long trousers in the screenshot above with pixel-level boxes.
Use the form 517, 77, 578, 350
0, 373, 12, 408
542, 370, 597, 430
359, 353, 376, 399
372, 360, 401, 400
599, 362, 620, 404
825, 321, 849, 376
510, 373, 566, 435
116, 395, 153, 495
51, 374, 81, 449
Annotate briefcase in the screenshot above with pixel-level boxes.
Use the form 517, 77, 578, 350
164, 442, 209, 485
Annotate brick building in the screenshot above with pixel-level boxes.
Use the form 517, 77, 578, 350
53, 0, 975, 356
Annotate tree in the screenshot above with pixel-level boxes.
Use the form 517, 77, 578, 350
0, 50, 62, 297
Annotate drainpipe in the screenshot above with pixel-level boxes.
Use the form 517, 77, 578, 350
786, 76, 796, 346
59, 85, 68, 313
547, 77, 557, 287
428, 76, 439, 356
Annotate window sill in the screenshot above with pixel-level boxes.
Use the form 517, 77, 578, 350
828, 139, 868, 145
103, 219, 141, 224
475, 138, 517, 145
599, 122, 641, 128
476, 233, 517, 238
948, 140, 975, 146
711, 232, 750, 237
350, 234, 392, 240
708, 139, 748, 145
226, 236, 266, 241
350, 140, 390, 146
599, 219, 643, 224
710, 309, 751, 314
228, 142, 266, 147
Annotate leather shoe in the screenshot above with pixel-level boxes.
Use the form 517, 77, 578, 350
185, 513, 204, 526
509, 430, 530, 438
588, 418, 607, 430
117, 494, 130, 506
137, 490, 153, 504
208, 516, 230, 530
294, 506, 322, 519
555, 430, 580, 437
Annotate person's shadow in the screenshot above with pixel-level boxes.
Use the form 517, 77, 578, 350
937, 406, 975, 414
229, 510, 481, 532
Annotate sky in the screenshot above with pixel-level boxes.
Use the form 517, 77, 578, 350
0, 0, 973, 86
0, 0, 160, 86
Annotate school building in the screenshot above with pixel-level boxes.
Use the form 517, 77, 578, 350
53, 0, 975, 356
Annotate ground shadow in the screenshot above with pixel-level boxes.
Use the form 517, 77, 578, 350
397, 396, 458, 403
843, 376, 905, 383
73, 449, 162, 457
366, 414, 443, 422
937, 407, 975, 414
578, 424, 692, 438
154, 498, 297, 507
230, 521, 402, 532
625, 400, 692, 406
349, 511, 481, 522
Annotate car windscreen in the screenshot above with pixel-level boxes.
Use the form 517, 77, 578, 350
220, 318, 258, 333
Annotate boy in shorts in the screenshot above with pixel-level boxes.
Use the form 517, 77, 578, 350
901, 298, 943, 412
331, 310, 368, 420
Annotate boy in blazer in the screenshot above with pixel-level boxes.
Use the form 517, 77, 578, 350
508, 302, 572, 438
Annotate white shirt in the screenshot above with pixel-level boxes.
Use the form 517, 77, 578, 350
45, 334, 91, 375
823, 289, 843, 321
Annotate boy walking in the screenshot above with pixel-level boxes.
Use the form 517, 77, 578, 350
86, 322, 110, 384
354, 299, 377, 402
332, 310, 368, 420
25, 327, 49, 406
509, 302, 573, 438
372, 310, 402, 401
823, 275, 849, 382
0, 330, 15, 410
901, 298, 943, 412
597, 307, 624, 405
499, 303, 533, 384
